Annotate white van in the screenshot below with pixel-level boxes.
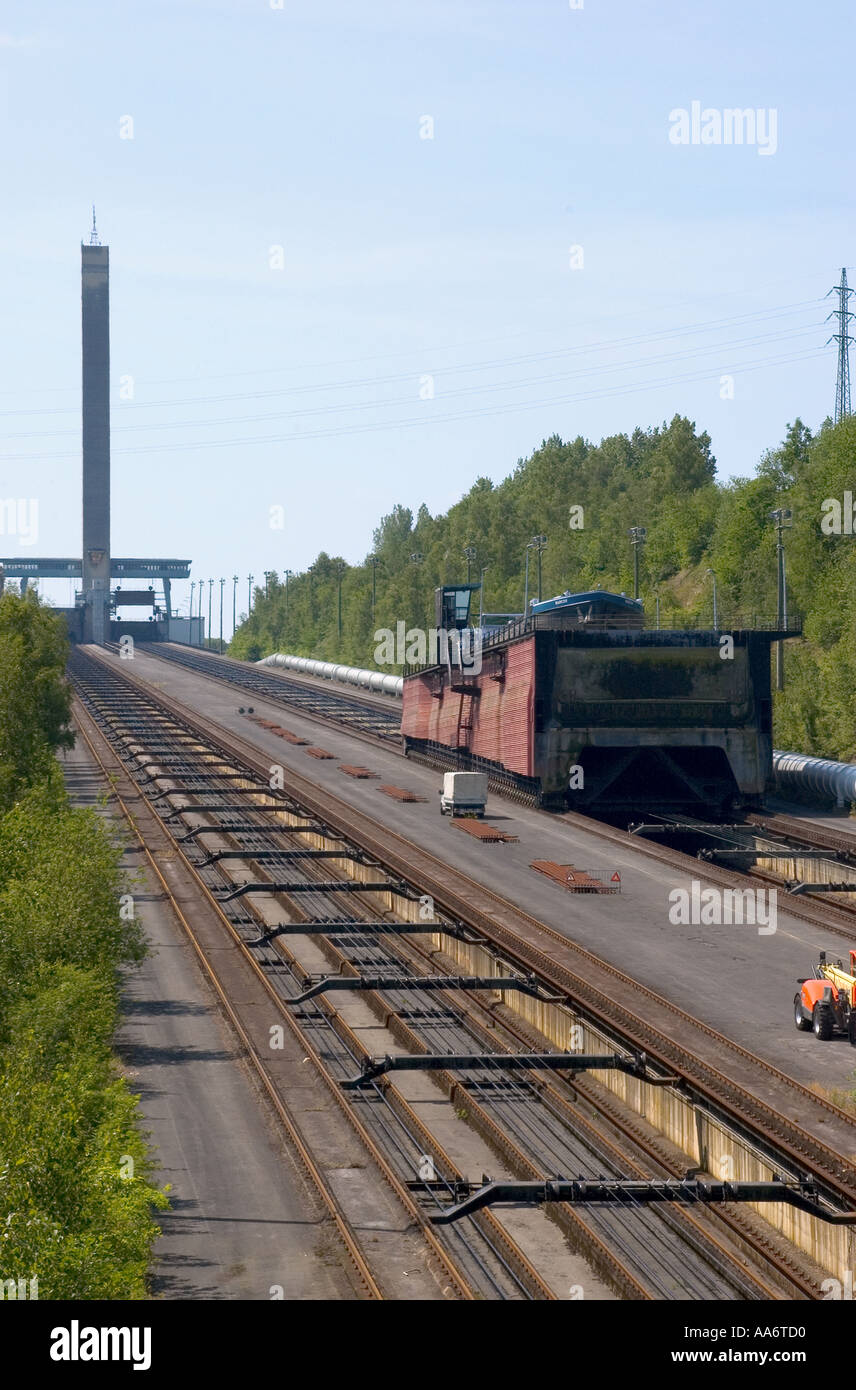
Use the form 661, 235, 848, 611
439, 771, 488, 817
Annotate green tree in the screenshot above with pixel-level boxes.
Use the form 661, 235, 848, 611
0, 595, 166, 1298
0, 592, 73, 811
228, 411, 856, 765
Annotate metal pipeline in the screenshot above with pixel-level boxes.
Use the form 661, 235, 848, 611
258, 652, 403, 697
773, 750, 856, 807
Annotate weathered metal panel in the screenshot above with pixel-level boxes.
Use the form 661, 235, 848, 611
402, 636, 535, 776
471, 638, 535, 775
533, 629, 775, 805
400, 670, 436, 739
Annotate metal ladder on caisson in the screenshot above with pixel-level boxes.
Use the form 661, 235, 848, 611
454, 685, 479, 751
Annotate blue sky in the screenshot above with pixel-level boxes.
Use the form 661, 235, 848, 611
0, 0, 852, 625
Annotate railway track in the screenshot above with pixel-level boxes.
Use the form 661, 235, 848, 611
747, 811, 856, 860
112, 646, 856, 1172
138, 646, 856, 934
311, 896, 818, 1299
372, 918, 823, 1299
67, 645, 847, 1296
71, 656, 550, 1301
622, 809, 856, 948
136, 642, 401, 748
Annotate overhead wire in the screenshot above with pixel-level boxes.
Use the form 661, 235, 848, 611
0, 343, 825, 461
0, 296, 821, 418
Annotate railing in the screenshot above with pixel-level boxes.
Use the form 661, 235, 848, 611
402, 612, 803, 677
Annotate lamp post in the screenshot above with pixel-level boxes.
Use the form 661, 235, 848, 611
410, 553, 423, 632
478, 565, 489, 627
232, 575, 238, 636
705, 568, 719, 630
629, 527, 647, 600
206, 579, 213, 645
533, 534, 547, 602
463, 545, 477, 583
523, 535, 547, 615
190, 581, 195, 623
247, 574, 253, 613
367, 554, 381, 623
769, 508, 793, 691
217, 578, 224, 653
335, 560, 346, 640
283, 569, 292, 615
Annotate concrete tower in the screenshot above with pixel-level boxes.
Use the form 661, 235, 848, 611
81, 212, 111, 642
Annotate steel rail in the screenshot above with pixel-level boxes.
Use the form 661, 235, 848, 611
71, 704, 390, 1302
583, 806, 856, 952
292, 903, 808, 1299
74, 726, 518, 1301
195, 828, 712, 1300
70, 705, 505, 1300
70, 673, 551, 1301
321, 895, 815, 1299
68, 669, 707, 1299
747, 812, 856, 860
71, 649, 856, 1202
71, 653, 818, 1300
138, 642, 401, 749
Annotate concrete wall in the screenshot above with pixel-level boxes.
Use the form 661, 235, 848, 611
536, 629, 773, 802
166, 617, 204, 646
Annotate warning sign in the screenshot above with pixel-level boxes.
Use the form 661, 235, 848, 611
611, 872, 621, 883
530, 861, 621, 894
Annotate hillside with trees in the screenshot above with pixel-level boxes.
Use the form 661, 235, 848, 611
231, 412, 856, 762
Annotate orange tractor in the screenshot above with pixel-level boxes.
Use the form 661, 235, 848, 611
795, 951, 856, 1043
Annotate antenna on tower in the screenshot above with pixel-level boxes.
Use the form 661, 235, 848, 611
826, 268, 855, 423
89, 205, 100, 246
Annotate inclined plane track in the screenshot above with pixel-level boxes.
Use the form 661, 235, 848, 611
65, 644, 850, 1295
86, 650, 856, 1187
71, 656, 546, 1300
137, 642, 401, 748
104, 645, 856, 1184
66, 645, 821, 1300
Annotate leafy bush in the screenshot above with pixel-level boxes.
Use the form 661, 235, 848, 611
0, 597, 165, 1299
